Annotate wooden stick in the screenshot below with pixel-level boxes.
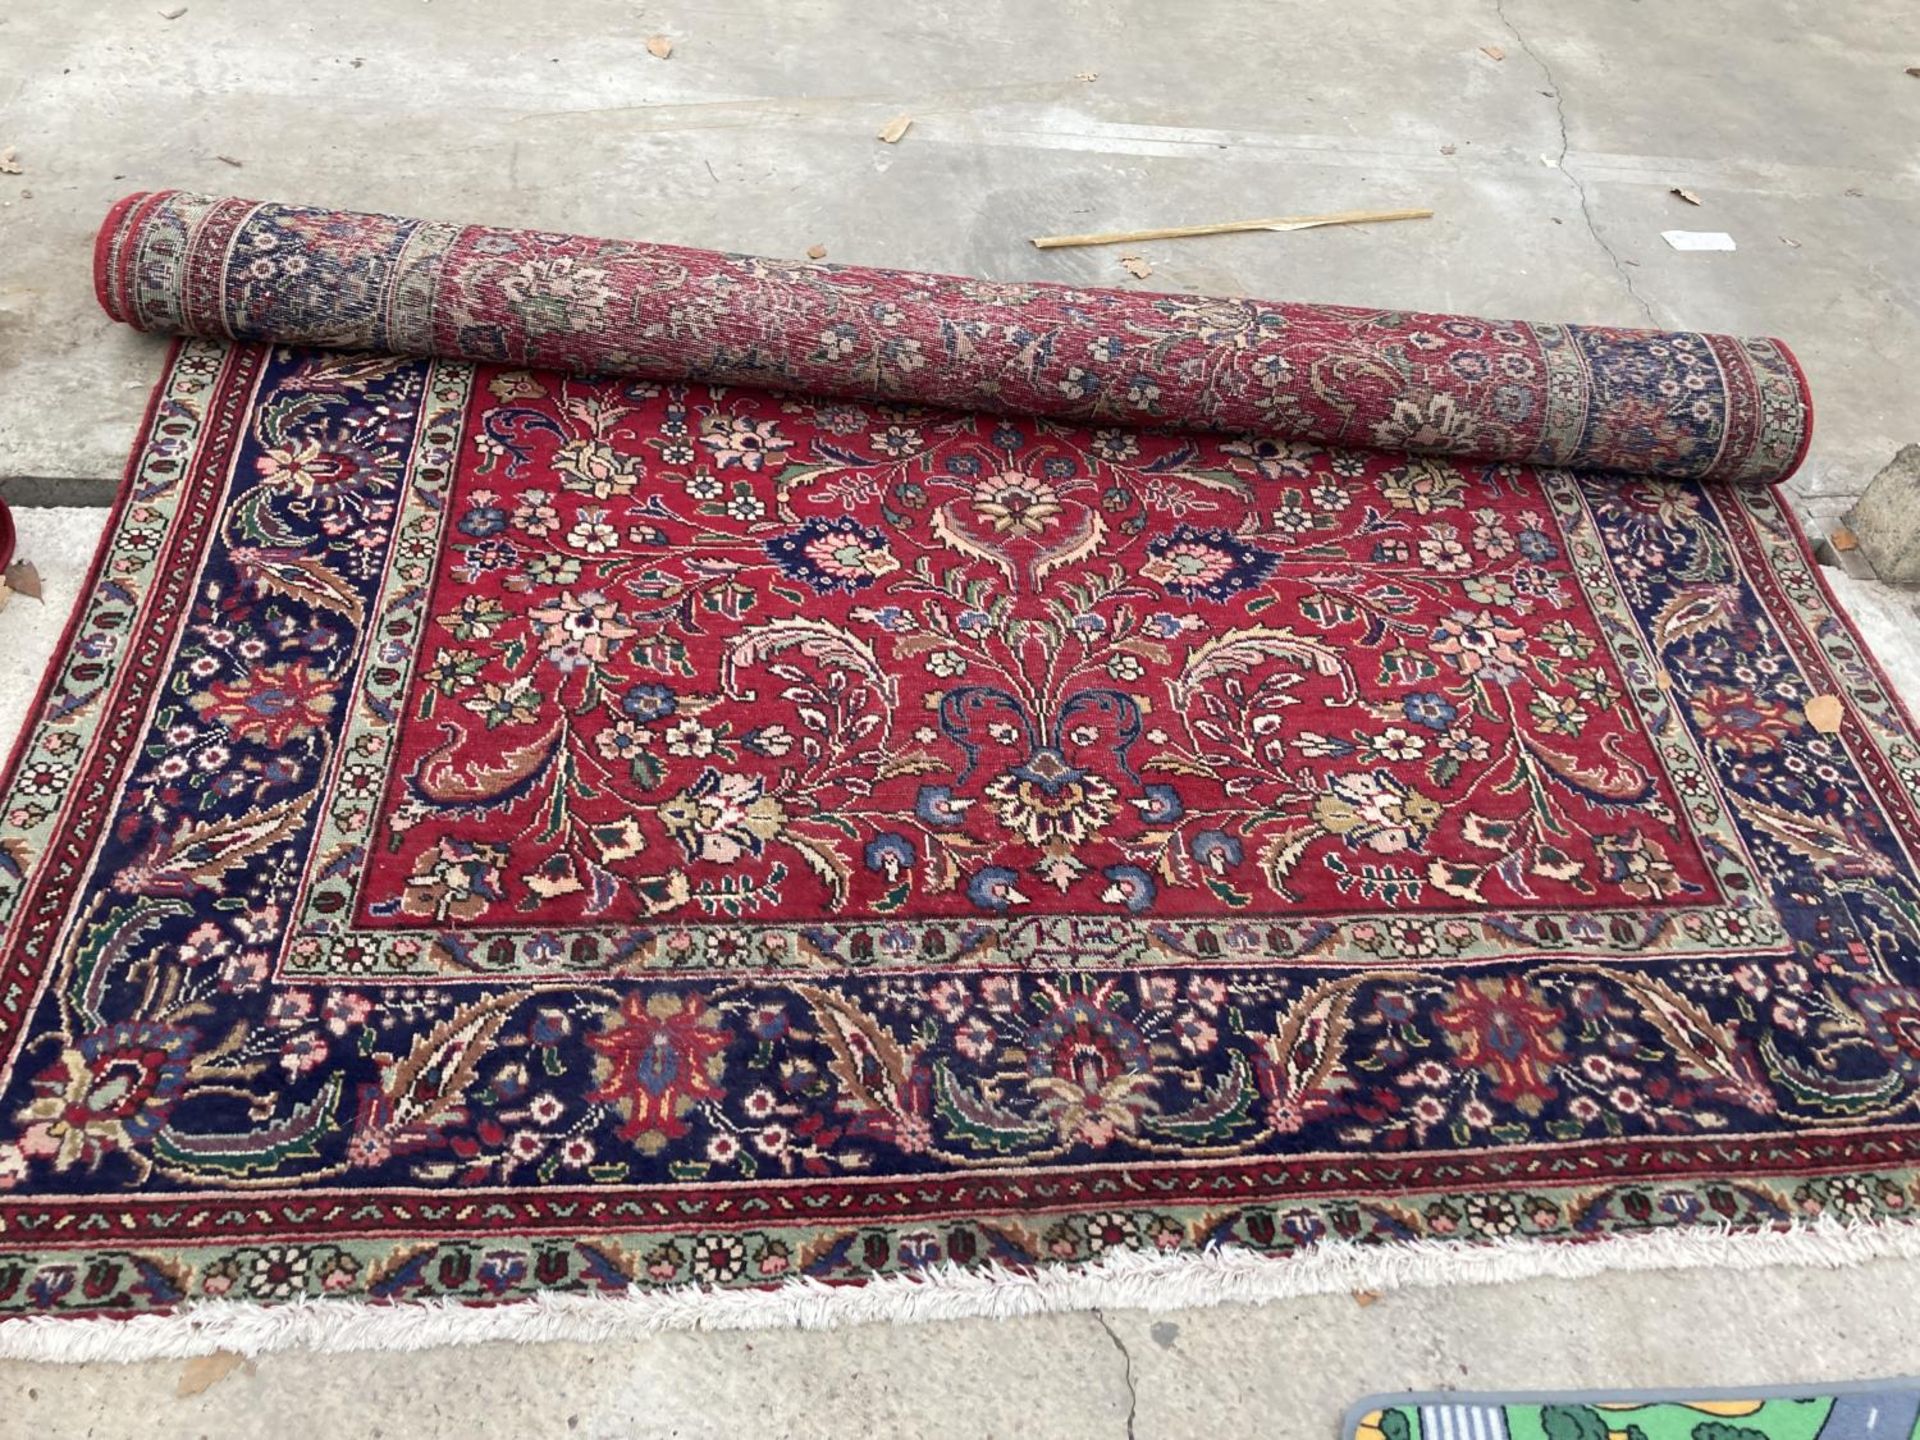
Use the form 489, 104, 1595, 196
1030, 208, 1433, 250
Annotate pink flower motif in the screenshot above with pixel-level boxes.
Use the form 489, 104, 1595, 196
278, 1032, 329, 1080
1186, 977, 1227, 1013
699, 415, 793, 471
980, 975, 1021, 1013
323, 991, 372, 1036
955, 1016, 997, 1061
1138, 975, 1178, 1009
928, 979, 970, 1022
175, 922, 230, 966
1429, 609, 1527, 680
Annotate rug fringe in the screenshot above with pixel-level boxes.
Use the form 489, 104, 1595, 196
3, 1218, 1918, 1363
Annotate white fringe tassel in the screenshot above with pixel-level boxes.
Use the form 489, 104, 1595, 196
3, 1219, 1917, 1364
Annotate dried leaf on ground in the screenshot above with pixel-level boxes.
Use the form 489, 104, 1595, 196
805, 243, 827, 260
1480, 45, 1505, 60
176, 1351, 244, 1397
1805, 694, 1844, 735
1119, 254, 1152, 279
215, 154, 244, 168
0, 149, 20, 176
1074, 70, 1098, 82
877, 114, 913, 144
1439, 143, 1457, 156
1907, 66, 1920, 77
1353, 1290, 1382, 1307
1779, 235, 1802, 249
645, 34, 673, 59
4, 561, 42, 600
1830, 526, 1858, 553
1670, 186, 1702, 205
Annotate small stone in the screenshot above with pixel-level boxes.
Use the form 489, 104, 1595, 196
1844, 443, 1920, 584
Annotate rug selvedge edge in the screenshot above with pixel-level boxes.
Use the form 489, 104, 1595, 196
3, 1139, 1920, 1323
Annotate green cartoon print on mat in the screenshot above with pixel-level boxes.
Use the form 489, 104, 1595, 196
1357, 1392, 1920, 1440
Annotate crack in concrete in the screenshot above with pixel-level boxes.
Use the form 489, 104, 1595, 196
1493, 0, 1658, 325
1093, 1309, 1140, 1440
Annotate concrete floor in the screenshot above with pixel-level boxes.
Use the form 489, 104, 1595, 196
3, 1, 1920, 1436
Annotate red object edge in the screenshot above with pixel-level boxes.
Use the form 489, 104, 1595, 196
92, 190, 171, 327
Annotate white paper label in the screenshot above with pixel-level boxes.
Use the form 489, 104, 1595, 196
1661, 230, 1738, 252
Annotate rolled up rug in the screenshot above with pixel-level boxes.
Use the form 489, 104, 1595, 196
94, 190, 1811, 484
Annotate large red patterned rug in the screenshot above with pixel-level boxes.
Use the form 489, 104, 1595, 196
4, 193, 1919, 1357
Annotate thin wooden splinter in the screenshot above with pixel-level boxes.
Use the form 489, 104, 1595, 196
1030, 208, 1434, 250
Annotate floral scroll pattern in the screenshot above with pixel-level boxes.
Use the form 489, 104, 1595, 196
366, 373, 1719, 937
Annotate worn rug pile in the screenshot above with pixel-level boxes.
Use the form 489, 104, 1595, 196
3, 191, 1919, 1357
